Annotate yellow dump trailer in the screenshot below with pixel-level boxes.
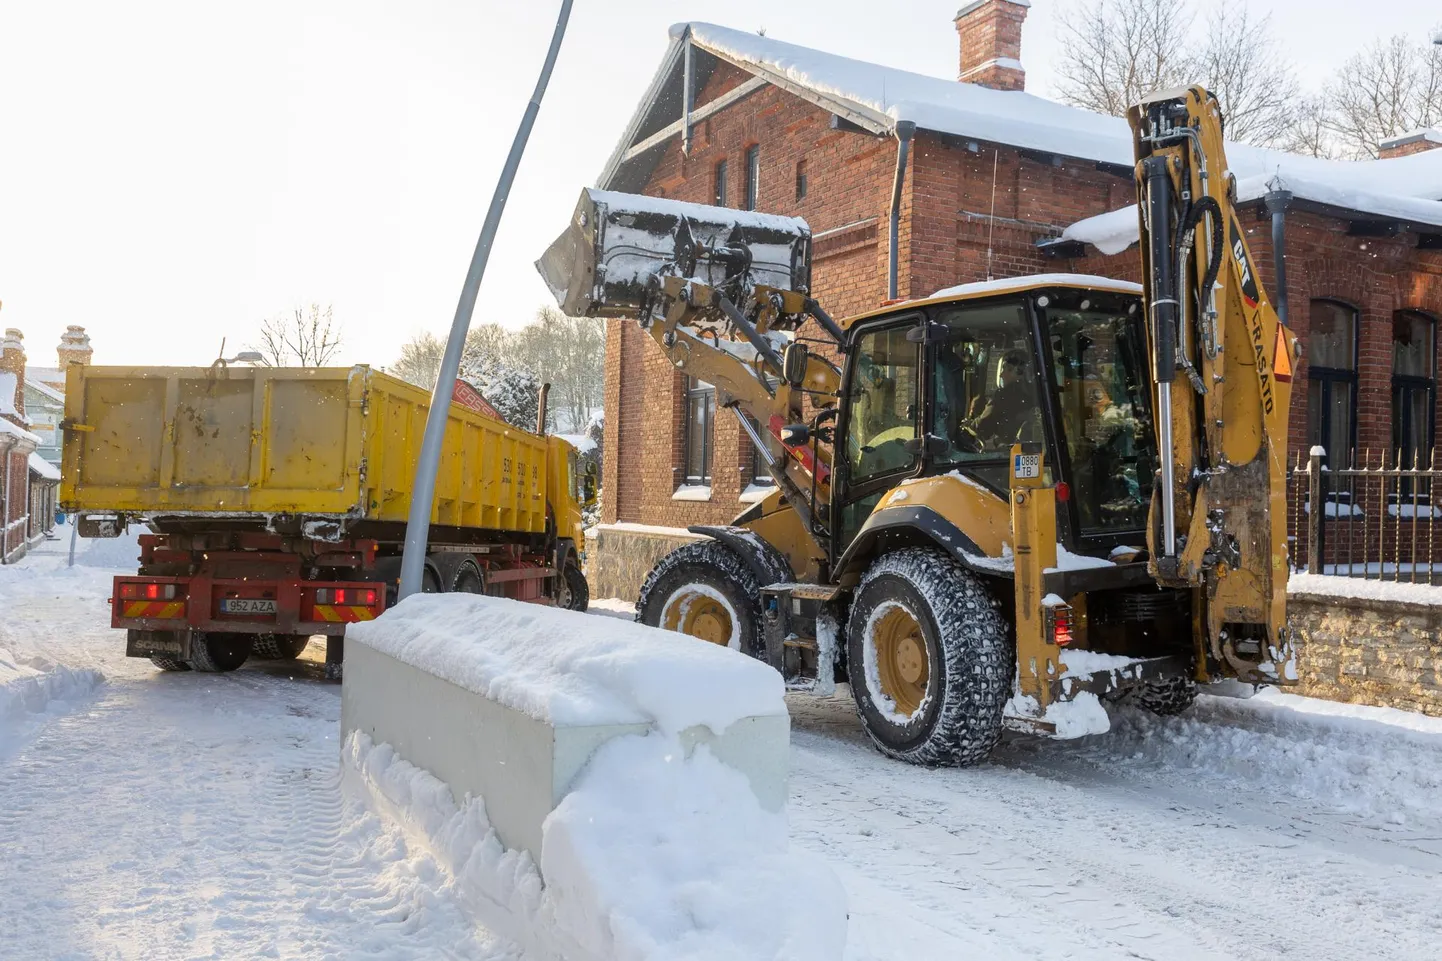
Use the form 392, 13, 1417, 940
62, 365, 553, 534
61, 364, 595, 678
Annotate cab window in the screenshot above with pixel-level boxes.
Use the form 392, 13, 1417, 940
844, 325, 920, 486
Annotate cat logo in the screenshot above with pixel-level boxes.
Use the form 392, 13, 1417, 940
1231, 220, 1260, 309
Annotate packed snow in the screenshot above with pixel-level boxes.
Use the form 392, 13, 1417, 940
1289, 571, 1442, 606
347, 593, 784, 735
4, 543, 1442, 959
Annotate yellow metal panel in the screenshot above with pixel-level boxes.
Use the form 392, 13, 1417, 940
173, 378, 254, 488
61, 365, 561, 537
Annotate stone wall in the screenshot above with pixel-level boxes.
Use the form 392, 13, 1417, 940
1290, 591, 1442, 717
584, 524, 701, 603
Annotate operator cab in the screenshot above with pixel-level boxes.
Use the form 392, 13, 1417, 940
833, 279, 1155, 563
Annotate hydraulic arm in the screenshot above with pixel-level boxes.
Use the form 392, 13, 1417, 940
1130, 87, 1301, 684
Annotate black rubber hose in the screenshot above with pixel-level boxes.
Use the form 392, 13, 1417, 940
1185, 195, 1225, 298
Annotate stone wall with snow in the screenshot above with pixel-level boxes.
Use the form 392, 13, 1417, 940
1290, 574, 1442, 718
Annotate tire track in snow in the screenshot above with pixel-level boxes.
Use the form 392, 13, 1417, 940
788, 691, 1442, 961
0, 662, 510, 959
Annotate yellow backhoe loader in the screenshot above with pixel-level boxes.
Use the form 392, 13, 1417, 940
538, 87, 1301, 766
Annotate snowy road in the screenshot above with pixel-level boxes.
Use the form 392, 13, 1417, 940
3, 555, 1439, 959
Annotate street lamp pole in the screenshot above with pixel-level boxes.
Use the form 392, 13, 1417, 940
398, 0, 574, 601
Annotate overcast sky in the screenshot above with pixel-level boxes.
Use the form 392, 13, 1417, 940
0, 1, 1438, 370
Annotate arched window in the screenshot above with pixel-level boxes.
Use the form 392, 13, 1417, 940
1307, 299, 1358, 467
1392, 310, 1435, 469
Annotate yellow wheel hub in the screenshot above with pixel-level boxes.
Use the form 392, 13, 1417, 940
873, 606, 930, 717
662, 590, 734, 647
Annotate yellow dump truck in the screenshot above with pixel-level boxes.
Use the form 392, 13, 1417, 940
60, 364, 594, 676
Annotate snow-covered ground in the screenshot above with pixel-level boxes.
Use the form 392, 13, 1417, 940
1, 543, 1439, 959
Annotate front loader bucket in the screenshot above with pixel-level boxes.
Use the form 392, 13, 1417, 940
536, 188, 812, 318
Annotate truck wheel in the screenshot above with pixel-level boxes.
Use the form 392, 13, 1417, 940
452, 561, 484, 594
149, 656, 191, 672
1130, 676, 1198, 716
847, 548, 1010, 767
635, 540, 763, 658
253, 634, 311, 660
187, 632, 252, 673
556, 562, 589, 612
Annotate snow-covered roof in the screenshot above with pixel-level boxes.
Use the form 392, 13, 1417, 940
556, 432, 598, 454
23, 374, 65, 405
1380, 128, 1442, 152
27, 366, 64, 388
28, 452, 60, 481
603, 21, 1442, 232
932, 273, 1142, 299
0, 416, 42, 446
0, 371, 21, 421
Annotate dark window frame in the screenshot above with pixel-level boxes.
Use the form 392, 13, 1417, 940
1307, 298, 1360, 468
1392, 309, 1437, 470
713, 160, 728, 208
748, 438, 776, 489
744, 145, 760, 211
795, 159, 808, 201
682, 377, 716, 486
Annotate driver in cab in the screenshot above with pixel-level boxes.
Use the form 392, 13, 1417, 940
972, 349, 1032, 448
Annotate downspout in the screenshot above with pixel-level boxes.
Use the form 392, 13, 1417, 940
0, 440, 12, 563
1264, 189, 1293, 328
888, 120, 917, 301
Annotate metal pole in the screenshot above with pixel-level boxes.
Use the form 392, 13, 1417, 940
887, 121, 916, 301
398, 0, 575, 600
67, 516, 77, 567
1308, 447, 1323, 574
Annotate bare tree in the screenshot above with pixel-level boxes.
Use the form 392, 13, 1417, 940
254, 304, 342, 367
1196, 2, 1299, 147
1055, 0, 1195, 118
1055, 0, 1301, 148
387, 323, 514, 391
511, 307, 604, 431
1322, 32, 1442, 158
1282, 94, 1342, 160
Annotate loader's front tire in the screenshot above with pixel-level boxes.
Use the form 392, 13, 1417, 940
187, 632, 252, 673
635, 540, 763, 659
847, 549, 1009, 767
1130, 676, 1198, 716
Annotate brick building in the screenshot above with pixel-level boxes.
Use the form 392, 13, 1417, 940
0, 314, 82, 562
586, 3, 1442, 598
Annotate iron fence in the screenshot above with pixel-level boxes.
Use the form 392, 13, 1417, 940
1287, 448, 1442, 583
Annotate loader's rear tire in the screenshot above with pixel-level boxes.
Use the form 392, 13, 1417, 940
1130, 676, 1198, 716
252, 634, 311, 660
635, 540, 763, 659
556, 562, 589, 612
149, 656, 191, 672
847, 548, 1009, 767
187, 632, 252, 673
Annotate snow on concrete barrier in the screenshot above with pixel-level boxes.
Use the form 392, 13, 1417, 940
343, 593, 845, 961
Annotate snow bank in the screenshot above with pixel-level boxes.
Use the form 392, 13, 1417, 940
1289, 571, 1442, 606
0, 647, 103, 755
348, 593, 785, 735
345, 730, 846, 961
1098, 690, 1442, 823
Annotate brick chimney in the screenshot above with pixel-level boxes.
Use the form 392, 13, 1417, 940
1379, 129, 1442, 159
1, 326, 26, 422
57, 325, 93, 367
955, 0, 1028, 91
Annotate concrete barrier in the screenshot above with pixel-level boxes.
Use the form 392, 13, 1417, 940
341, 593, 790, 868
